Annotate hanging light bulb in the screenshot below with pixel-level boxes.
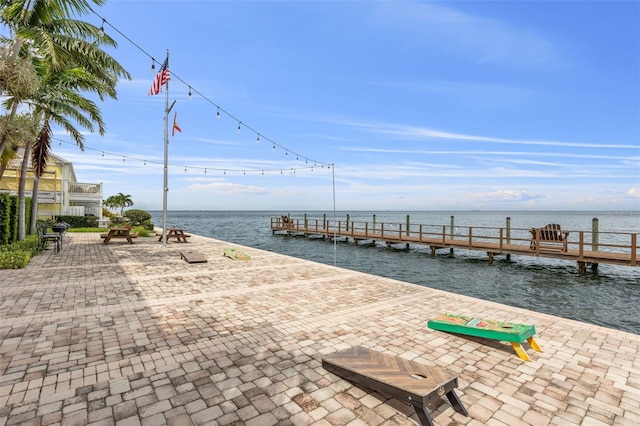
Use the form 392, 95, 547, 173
204, 169, 207, 174
237, 121, 241, 133
272, 144, 276, 150
224, 170, 226, 175
122, 157, 125, 162
144, 160, 147, 165
101, 152, 104, 157
98, 19, 105, 37
285, 150, 288, 156
188, 86, 192, 99
216, 107, 220, 118
151, 59, 155, 73
185, 167, 187, 172
256, 134, 260, 143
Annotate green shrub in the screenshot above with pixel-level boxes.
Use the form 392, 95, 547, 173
131, 226, 152, 237
55, 215, 98, 228
0, 248, 32, 269
109, 216, 129, 227
0, 235, 41, 269
123, 209, 153, 229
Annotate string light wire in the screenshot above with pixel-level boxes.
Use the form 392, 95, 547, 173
91, 12, 331, 170
54, 137, 330, 174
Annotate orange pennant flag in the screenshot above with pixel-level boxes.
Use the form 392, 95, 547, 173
172, 112, 182, 137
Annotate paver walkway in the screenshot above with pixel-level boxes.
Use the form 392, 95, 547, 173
1, 233, 638, 425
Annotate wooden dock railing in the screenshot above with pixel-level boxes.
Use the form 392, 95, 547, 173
270, 216, 638, 273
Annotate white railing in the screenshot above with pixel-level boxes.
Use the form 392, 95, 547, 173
62, 206, 85, 216
69, 183, 101, 194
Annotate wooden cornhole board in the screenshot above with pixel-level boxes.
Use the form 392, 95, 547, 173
180, 251, 207, 264
322, 346, 468, 426
427, 313, 542, 361
223, 248, 251, 260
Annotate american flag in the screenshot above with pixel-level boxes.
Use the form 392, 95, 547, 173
148, 57, 170, 96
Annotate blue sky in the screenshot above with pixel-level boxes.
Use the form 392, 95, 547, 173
48, 1, 639, 211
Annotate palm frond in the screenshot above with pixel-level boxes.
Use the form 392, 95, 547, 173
31, 117, 52, 177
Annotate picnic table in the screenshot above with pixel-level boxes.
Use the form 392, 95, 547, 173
158, 228, 191, 243
101, 227, 137, 244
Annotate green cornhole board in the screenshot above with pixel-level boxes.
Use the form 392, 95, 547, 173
223, 248, 251, 261
427, 313, 542, 361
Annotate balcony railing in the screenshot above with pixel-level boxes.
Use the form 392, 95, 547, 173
69, 183, 101, 194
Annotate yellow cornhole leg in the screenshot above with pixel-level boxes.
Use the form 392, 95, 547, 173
511, 342, 531, 361
527, 337, 542, 353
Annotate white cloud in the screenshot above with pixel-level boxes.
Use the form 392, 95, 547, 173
627, 187, 640, 198
368, 2, 561, 67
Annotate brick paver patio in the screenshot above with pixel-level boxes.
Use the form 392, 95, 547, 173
1, 232, 638, 425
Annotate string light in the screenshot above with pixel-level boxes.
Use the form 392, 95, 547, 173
256, 134, 260, 143
98, 19, 105, 38
151, 59, 155, 73
89, 11, 332, 171
55, 137, 329, 176
237, 121, 242, 133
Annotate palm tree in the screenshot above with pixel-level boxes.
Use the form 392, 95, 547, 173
104, 193, 133, 215
0, 0, 130, 161
117, 193, 133, 214
1, 0, 130, 239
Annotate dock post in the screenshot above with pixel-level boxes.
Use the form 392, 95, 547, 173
304, 213, 308, 229
346, 214, 350, 232
450, 216, 454, 240
592, 217, 599, 251
506, 217, 511, 261
578, 261, 586, 275
373, 214, 376, 233
323, 214, 326, 230
406, 215, 410, 237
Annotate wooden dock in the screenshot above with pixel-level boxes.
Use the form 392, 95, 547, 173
271, 216, 638, 273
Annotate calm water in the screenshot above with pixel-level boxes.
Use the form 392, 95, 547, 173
150, 211, 640, 334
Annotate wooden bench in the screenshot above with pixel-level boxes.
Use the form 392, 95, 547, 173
322, 346, 468, 426
530, 223, 569, 252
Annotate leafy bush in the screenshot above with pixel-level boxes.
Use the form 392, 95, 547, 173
109, 216, 130, 227
131, 226, 152, 237
55, 215, 98, 228
0, 235, 41, 269
123, 209, 153, 230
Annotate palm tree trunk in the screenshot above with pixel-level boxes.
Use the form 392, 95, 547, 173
29, 175, 40, 235
0, 102, 20, 166
17, 139, 32, 240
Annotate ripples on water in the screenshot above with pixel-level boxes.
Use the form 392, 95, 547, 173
151, 211, 640, 334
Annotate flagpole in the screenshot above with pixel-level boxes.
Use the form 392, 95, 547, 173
162, 49, 170, 247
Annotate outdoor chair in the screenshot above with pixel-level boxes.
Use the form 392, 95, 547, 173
38, 223, 62, 254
